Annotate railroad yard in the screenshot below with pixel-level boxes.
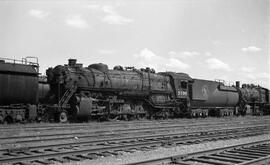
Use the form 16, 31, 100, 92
1, 0, 269, 164
1, 116, 270, 165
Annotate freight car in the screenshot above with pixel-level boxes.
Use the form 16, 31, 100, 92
0, 57, 39, 123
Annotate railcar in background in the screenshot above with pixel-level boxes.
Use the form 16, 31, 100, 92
237, 82, 270, 115
0, 57, 39, 123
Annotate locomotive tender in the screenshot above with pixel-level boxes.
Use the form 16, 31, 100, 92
0, 57, 269, 123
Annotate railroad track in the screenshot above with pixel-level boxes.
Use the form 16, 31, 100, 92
0, 125, 269, 165
126, 139, 270, 165
1, 125, 267, 152
1, 122, 269, 145
0, 118, 216, 130
1, 116, 269, 133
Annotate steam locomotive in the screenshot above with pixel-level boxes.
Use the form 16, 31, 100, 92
0, 57, 269, 123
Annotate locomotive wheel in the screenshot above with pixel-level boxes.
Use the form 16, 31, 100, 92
59, 111, 68, 123
4, 116, 13, 124
107, 114, 118, 121
16, 114, 23, 123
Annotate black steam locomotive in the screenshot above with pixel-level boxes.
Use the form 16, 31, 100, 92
0, 57, 269, 123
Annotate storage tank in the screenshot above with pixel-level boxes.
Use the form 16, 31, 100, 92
0, 61, 39, 105
191, 79, 239, 108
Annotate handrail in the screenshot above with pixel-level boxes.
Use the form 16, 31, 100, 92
0, 57, 39, 67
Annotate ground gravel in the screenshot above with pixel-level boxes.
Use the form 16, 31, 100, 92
60, 133, 270, 165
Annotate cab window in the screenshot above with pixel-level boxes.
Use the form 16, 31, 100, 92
181, 81, 187, 89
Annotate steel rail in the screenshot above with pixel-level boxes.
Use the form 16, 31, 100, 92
1, 125, 267, 152
0, 117, 269, 131
1, 124, 268, 148
124, 139, 270, 165
1, 121, 269, 143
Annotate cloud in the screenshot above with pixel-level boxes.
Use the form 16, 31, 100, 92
85, 4, 133, 25
134, 48, 190, 71
205, 52, 212, 56
242, 72, 269, 80
205, 58, 232, 71
101, 5, 115, 14
85, 4, 101, 10
257, 72, 269, 79
240, 66, 256, 72
167, 58, 190, 70
243, 73, 256, 79
97, 49, 116, 54
212, 40, 222, 46
101, 6, 133, 25
239, 66, 268, 82
241, 46, 262, 52
102, 14, 133, 25
169, 51, 199, 59
29, 9, 50, 18
65, 15, 89, 29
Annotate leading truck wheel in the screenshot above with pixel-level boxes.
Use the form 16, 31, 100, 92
59, 111, 68, 123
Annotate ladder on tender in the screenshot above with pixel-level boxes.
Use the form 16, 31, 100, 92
58, 85, 77, 108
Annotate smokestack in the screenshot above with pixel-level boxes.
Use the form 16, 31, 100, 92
236, 81, 240, 88
68, 59, 77, 67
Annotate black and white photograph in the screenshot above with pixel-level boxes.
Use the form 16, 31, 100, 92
0, 0, 269, 164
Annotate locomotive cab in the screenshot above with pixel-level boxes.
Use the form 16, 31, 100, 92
161, 72, 192, 99
177, 80, 189, 98
160, 72, 193, 116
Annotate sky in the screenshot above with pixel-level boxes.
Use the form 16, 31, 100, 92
0, 0, 269, 88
